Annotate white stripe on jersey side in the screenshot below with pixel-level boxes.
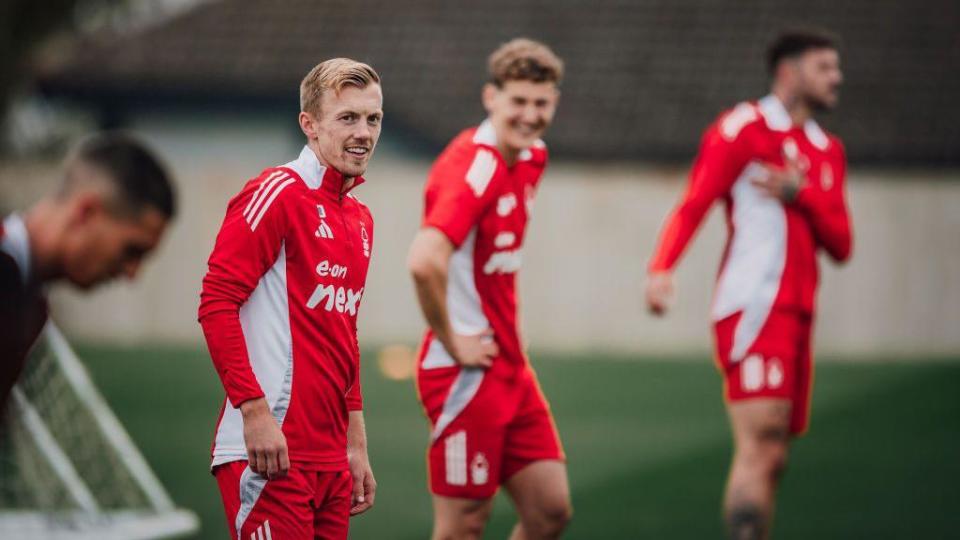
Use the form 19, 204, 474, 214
445, 430, 468, 486
249, 178, 296, 231
422, 227, 489, 370
711, 161, 787, 362
447, 229, 489, 335
212, 244, 292, 468
243, 170, 286, 218
244, 173, 290, 225
264, 520, 273, 540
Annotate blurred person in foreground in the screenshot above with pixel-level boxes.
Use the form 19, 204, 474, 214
198, 58, 381, 540
407, 39, 572, 540
0, 133, 174, 415
645, 29, 852, 540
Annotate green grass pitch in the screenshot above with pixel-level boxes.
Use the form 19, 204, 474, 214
75, 345, 960, 539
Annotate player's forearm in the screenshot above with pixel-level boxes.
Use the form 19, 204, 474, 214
200, 310, 265, 406
408, 239, 457, 355
347, 410, 367, 453
648, 203, 706, 272
411, 268, 457, 355
794, 192, 853, 262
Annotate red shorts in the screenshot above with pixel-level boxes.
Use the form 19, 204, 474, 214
714, 309, 814, 435
214, 461, 352, 540
416, 355, 564, 499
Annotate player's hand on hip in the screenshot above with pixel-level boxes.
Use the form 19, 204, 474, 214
645, 271, 674, 316
240, 397, 290, 480
452, 329, 498, 368
348, 449, 376, 516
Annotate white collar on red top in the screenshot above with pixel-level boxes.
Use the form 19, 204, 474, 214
803, 119, 829, 151
757, 95, 829, 151
473, 119, 498, 146
473, 118, 545, 162
1, 214, 31, 284
283, 145, 328, 190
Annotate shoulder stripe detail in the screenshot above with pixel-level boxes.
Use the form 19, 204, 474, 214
720, 102, 758, 141
465, 148, 497, 196
248, 178, 295, 231
244, 173, 290, 224
243, 170, 286, 217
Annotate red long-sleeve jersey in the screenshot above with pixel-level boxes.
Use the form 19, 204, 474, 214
649, 95, 852, 360
199, 146, 374, 471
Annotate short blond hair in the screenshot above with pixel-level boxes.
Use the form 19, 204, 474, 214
488, 38, 564, 87
299, 58, 381, 116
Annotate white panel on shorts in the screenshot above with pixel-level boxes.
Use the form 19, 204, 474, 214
431, 368, 485, 442
235, 465, 268, 538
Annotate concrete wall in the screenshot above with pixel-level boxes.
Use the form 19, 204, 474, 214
3, 119, 958, 357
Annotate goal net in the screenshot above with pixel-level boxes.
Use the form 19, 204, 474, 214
0, 322, 198, 539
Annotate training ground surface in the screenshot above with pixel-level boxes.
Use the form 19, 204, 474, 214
76, 345, 959, 539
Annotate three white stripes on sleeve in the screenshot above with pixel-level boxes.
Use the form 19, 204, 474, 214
244, 170, 296, 231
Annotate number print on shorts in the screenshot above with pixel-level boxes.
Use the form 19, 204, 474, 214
741, 354, 784, 392
445, 430, 467, 486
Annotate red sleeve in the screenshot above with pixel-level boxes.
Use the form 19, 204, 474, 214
794, 141, 853, 262
345, 203, 373, 411
345, 357, 362, 411
423, 143, 503, 247
198, 169, 295, 407
648, 121, 750, 272
345, 327, 362, 409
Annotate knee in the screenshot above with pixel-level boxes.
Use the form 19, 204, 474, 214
768, 443, 788, 478
433, 508, 488, 540
546, 498, 574, 530
530, 497, 573, 536
736, 441, 788, 481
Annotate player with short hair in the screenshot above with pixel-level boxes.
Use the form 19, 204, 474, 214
198, 58, 381, 540
645, 29, 852, 540
407, 38, 573, 540
1, 132, 174, 414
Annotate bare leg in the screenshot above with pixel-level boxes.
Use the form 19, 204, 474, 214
504, 460, 572, 540
724, 399, 792, 540
431, 495, 495, 540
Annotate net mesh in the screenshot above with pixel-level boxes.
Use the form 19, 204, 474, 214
0, 327, 196, 538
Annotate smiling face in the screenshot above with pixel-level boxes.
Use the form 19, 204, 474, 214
300, 83, 383, 179
483, 80, 559, 158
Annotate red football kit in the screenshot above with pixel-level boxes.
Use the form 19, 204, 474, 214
199, 146, 374, 539
650, 95, 852, 434
416, 120, 564, 499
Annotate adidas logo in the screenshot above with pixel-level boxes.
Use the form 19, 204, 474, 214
315, 204, 334, 239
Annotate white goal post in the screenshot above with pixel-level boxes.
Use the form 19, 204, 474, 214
0, 322, 199, 539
